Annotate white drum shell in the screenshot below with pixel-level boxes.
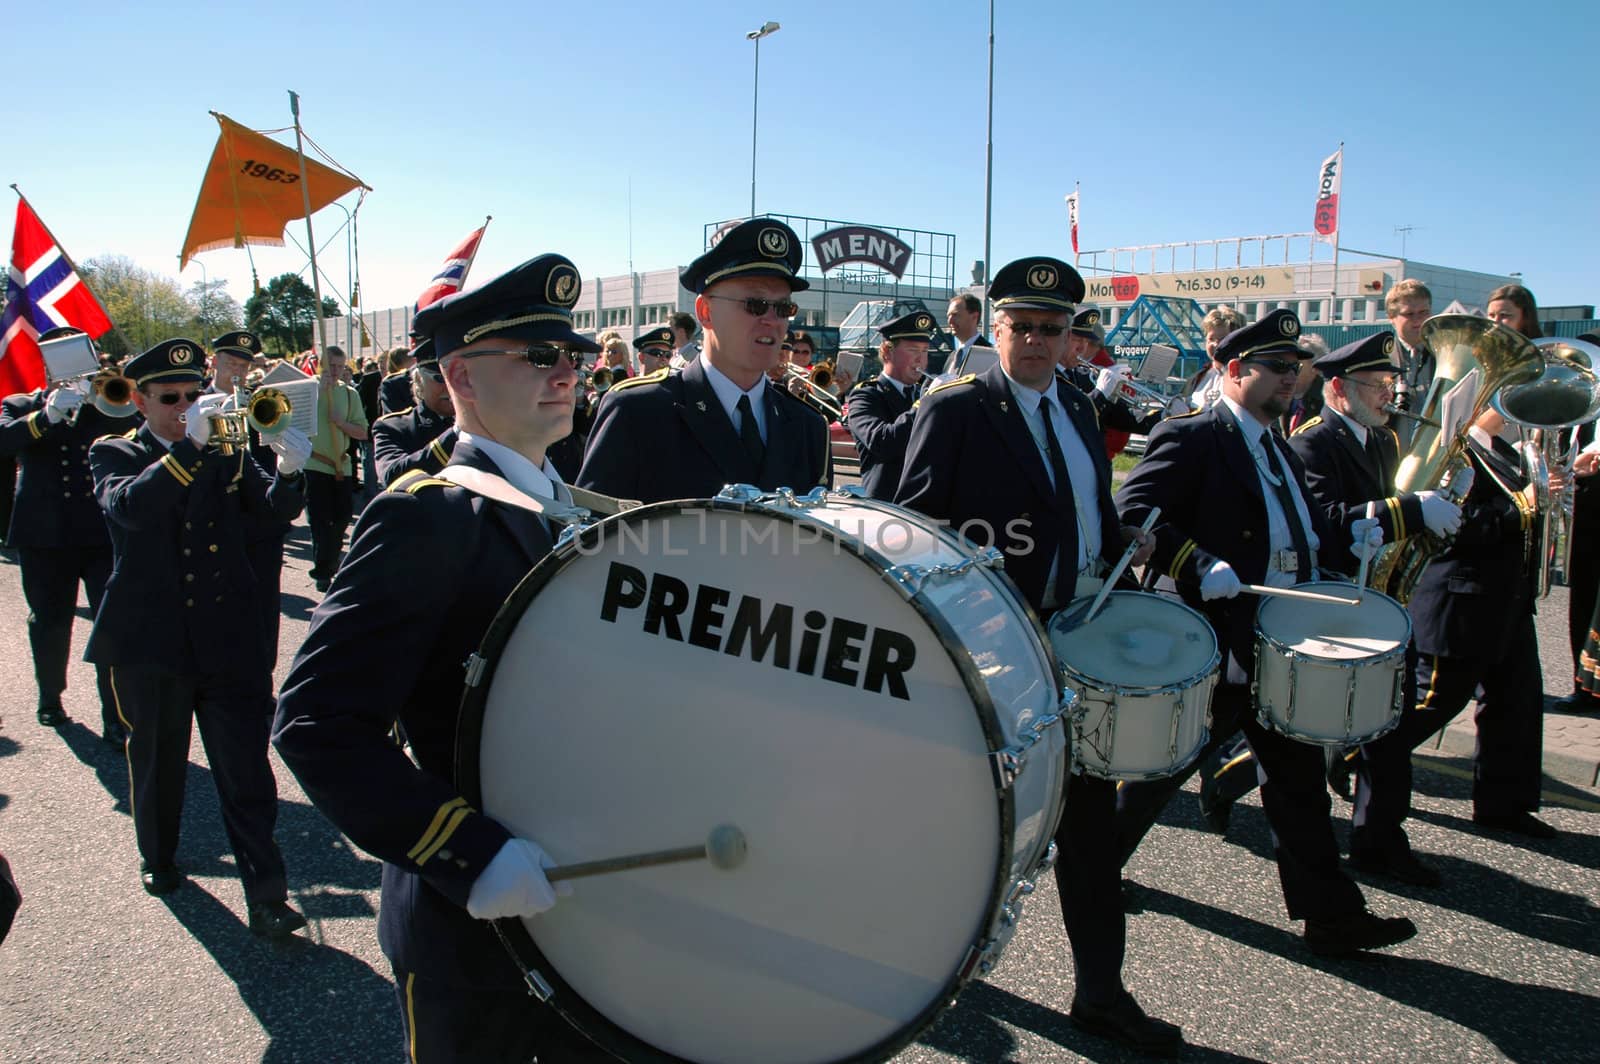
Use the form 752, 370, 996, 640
471, 492, 1065, 1064
1049, 592, 1219, 780
1253, 582, 1411, 745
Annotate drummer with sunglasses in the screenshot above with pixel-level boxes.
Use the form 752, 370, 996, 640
1114, 310, 1418, 958
896, 256, 1173, 1056
371, 338, 458, 488
577, 217, 830, 503
86, 338, 309, 932
275, 255, 615, 1063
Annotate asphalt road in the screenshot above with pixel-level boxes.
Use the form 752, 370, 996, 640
1, 518, 1596, 1063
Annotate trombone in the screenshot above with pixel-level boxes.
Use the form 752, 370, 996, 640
783, 363, 844, 420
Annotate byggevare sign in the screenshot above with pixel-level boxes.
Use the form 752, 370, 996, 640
811, 226, 914, 279
1085, 267, 1297, 305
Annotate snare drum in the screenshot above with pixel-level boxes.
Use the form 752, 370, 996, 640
1253, 581, 1410, 745
457, 487, 1069, 1064
1048, 591, 1219, 780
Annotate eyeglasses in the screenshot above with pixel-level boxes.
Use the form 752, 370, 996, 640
1245, 358, 1302, 376
1002, 321, 1069, 338
705, 295, 798, 319
155, 389, 203, 406
1349, 376, 1396, 391
419, 365, 445, 382
456, 345, 583, 369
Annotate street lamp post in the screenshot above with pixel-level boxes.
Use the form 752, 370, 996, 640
195, 259, 211, 341
747, 21, 780, 217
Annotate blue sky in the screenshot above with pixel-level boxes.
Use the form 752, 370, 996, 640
8, 0, 1597, 315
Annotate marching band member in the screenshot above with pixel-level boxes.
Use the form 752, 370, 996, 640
378, 346, 418, 416
274, 254, 613, 1062
578, 218, 829, 503
1060, 307, 1179, 449
1186, 306, 1245, 411
1115, 310, 1418, 957
86, 338, 310, 935
0, 327, 133, 739
1559, 332, 1600, 714
897, 256, 1172, 1056
633, 326, 676, 376
371, 338, 458, 488
843, 310, 934, 500
1385, 279, 1434, 449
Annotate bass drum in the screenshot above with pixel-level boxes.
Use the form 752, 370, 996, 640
457, 487, 1069, 1064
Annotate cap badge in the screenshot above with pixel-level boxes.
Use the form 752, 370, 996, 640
1028, 265, 1058, 290
548, 267, 579, 307
916, 314, 933, 330
171, 345, 193, 365
1278, 316, 1299, 337
1381, 335, 1395, 355
1085, 310, 1099, 326
241, 335, 256, 351
759, 227, 789, 258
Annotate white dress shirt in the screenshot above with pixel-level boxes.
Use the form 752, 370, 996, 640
458, 431, 569, 505
1219, 397, 1320, 587
1003, 371, 1103, 604
701, 359, 768, 443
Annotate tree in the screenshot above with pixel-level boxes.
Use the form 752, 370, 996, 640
321, 295, 341, 319
245, 273, 324, 355
81, 256, 198, 359
188, 280, 242, 341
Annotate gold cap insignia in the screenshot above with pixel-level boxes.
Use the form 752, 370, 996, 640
1028, 265, 1058, 290
1381, 335, 1395, 355
916, 314, 933, 330
1278, 316, 1299, 337
170, 345, 193, 364
241, 334, 256, 351
1084, 310, 1100, 326
759, 227, 789, 258
548, 266, 579, 307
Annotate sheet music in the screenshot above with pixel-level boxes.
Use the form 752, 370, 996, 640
269, 379, 322, 436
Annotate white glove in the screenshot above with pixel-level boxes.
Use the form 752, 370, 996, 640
1200, 560, 1242, 601
1415, 490, 1463, 538
270, 426, 313, 476
466, 838, 571, 920
1350, 516, 1385, 561
44, 387, 84, 423
184, 405, 213, 448
1094, 364, 1130, 400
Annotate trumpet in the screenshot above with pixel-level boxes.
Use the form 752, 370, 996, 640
1106, 370, 1180, 417
783, 363, 844, 420
186, 385, 293, 455
69, 368, 137, 423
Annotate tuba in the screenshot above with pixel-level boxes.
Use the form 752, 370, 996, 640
1499, 336, 1600, 596
1367, 315, 1544, 602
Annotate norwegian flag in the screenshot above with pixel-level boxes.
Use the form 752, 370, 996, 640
0, 199, 114, 397
414, 222, 489, 312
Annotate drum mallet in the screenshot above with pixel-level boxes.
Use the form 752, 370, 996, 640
1078, 507, 1161, 628
1355, 502, 1375, 602
544, 824, 748, 883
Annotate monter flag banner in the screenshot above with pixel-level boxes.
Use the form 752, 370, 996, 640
180, 112, 366, 268
1, 198, 114, 397
1312, 147, 1342, 243
1065, 191, 1080, 255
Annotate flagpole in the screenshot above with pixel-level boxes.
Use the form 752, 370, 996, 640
1331, 141, 1343, 325
1073, 181, 1081, 268
8, 185, 115, 324
981, 0, 995, 340
288, 91, 329, 353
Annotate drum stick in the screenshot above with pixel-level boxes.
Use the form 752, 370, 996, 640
1356, 502, 1374, 602
1082, 507, 1161, 627
1242, 584, 1362, 607
545, 824, 747, 883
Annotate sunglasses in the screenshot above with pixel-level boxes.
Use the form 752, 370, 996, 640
1003, 321, 1069, 337
155, 389, 203, 406
1245, 357, 1303, 376
706, 295, 799, 319
456, 345, 583, 369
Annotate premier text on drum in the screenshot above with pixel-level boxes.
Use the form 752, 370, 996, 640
600, 561, 919, 700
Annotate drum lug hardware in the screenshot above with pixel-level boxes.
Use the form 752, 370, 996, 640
889, 547, 1007, 597
832, 484, 868, 498
464, 653, 488, 688
714, 483, 764, 503
987, 713, 1062, 789
1032, 840, 1059, 877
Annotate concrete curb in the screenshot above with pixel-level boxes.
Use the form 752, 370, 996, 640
1428, 716, 1600, 791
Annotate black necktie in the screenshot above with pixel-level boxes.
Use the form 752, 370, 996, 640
1261, 435, 1313, 582
736, 394, 765, 469
1038, 401, 1079, 583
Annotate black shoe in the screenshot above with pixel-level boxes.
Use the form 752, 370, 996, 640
1349, 848, 1443, 888
1304, 909, 1417, 956
1070, 991, 1184, 1058
101, 721, 129, 748
1473, 810, 1558, 839
1197, 772, 1231, 834
37, 703, 69, 727
1553, 691, 1600, 714
140, 863, 184, 896
1327, 757, 1354, 802
248, 901, 308, 939
314, 577, 330, 593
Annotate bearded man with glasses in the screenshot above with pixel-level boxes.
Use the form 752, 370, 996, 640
86, 338, 309, 931
578, 217, 830, 502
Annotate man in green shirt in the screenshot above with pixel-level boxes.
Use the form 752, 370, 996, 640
304, 346, 369, 591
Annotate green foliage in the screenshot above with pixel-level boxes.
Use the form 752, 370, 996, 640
81, 256, 221, 359
245, 273, 324, 356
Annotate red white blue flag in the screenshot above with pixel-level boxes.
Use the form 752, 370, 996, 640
414, 221, 489, 312
0, 198, 114, 397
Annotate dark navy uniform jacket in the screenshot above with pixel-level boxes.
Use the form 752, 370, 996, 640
1407, 436, 1537, 660
0, 392, 133, 549
372, 403, 456, 487
85, 424, 305, 676
1288, 411, 1425, 544
378, 371, 413, 416
1115, 403, 1347, 675
843, 374, 915, 500
895, 360, 1123, 614
577, 357, 829, 503
274, 440, 554, 989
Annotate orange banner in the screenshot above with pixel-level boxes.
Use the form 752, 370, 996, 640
179, 112, 366, 268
